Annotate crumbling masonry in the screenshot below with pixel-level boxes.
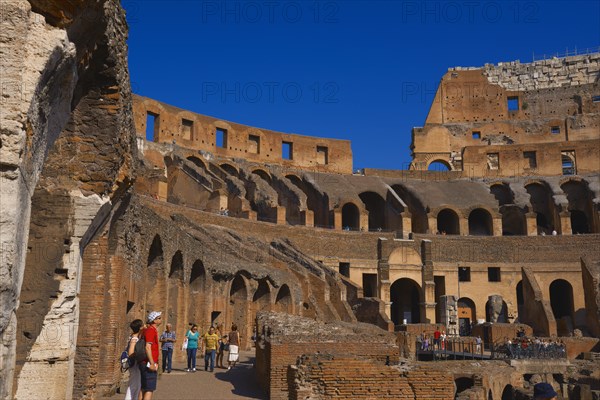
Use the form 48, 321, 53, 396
1, 1, 599, 400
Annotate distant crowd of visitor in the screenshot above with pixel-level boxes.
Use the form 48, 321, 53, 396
120, 310, 247, 400
503, 336, 566, 359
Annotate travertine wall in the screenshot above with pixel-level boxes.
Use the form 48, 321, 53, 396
411, 53, 600, 177
133, 95, 353, 174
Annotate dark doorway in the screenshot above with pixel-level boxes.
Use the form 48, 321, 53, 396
390, 278, 421, 325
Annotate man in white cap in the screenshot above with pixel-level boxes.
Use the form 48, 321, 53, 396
141, 311, 162, 400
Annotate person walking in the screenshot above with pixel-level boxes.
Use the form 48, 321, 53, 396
185, 324, 200, 372
227, 324, 242, 370
202, 326, 219, 372
216, 334, 228, 369
124, 319, 143, 400
159, 323, 176, 373
141, 311, 162, 400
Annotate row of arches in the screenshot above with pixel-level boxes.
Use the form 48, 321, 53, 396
142, 235, 294, 349
388, 276, 576, 331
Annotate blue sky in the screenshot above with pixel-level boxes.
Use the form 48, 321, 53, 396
124, 1, 600, 170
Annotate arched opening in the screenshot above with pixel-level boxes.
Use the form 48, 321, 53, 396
186, 156, 206, 170
341, 203, 360, 230
274, 284, 292, 314
516, 281, 524, 320
167, 251, 184, 328
550, 279, 574, 335
457, 297, 476, 336
286, 174, 330, 228
220, 163, 238, 177
490, 183, 514, 206
561, 180, 595, 234
437, 208, 460, 235
455, 377, 474, 398
229, 274, 249, 343
501, 206, 526, 236
390, 278, 421, 325
359, 192, 386, 231
146, 235, 164, 312
252, 169, 271, 183
252, 280, 271, 313
501, 384, 515, 400
561, 154, 576, 175
468, 208, 493, 236
188, 260, 206, 327
570, 210, 589, 234
486, 297, 508, 323
526, 183, 557, 235
392, 184, 428, 233
428, 160, 451, 171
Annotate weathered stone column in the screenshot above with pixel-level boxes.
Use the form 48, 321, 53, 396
525, 212, 538, 235
560, 211, 572, 235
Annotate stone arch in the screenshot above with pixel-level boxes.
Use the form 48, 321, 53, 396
437, 208, 460, 235
550, 279, 574, 334
341, 202, 360, 230
457, 297, 476, 336
146, 235, 165, 312
501, 206, 526, 236
186, 156, 206, 170
220, 163, 239, 177
229, 273, 250, 346
167, 251, 184, 329
525, 181, 558, 235
390, 278, 421, 325
274, 284, 293, 314
490, 182, 514, 206
468, 208, 493, 236
189, 260, 206, 326
286, 174, 330, 227
392, 184, 428, 233
252, 168, 272, 183
252, 279, 271, 312
560, 179, 596, 233
359, 191, 386, 230
561, 153, 576, 175
427, 159, 451, 171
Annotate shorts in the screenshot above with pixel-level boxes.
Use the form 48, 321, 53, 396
140, 364, 158, 392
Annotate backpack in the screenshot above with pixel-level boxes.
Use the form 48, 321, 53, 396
120, 338, 135, 372
133, 335, 147, 362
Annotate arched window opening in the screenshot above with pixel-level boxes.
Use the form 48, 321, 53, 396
147, 235, 163, 268
455, 377, 474, 397
428, 160, 451, 171
561, 180, 595, 234
187, 156, 206, 170
457, 297, 476, 336
561, 153, 576, 175
570, 210, 590, 234
169, 251, 184, 281
501, 385, 515, 400
390, 278, 421, 326
189, 260, 206, 292
468, 208, 493, 236
220, 163, 238, 177
252, 169, 271, 183
341, 203, 360, 230
437, 208, 460, 235
359, 192, 386, 231
550, 279, 574, 320
526, 183, 556, 235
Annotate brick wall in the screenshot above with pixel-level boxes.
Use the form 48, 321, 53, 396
288, 354, 455, 399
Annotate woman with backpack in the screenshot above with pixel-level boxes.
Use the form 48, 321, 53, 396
125, 319, 144, 400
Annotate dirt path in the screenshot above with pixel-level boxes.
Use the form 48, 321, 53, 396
104, 351, 266, 400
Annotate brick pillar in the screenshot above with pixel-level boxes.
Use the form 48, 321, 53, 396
378, 260, 391, 321
420, 240, 436, 323
492, 217, 502, 236
334, 209, 342, 230
360, 212, 369, 231
302, 210, 314, 227
428, 216, 437, 234
526, 212, 538, 235
560, 211, 572, 235
459, 218, 469, 236
276, 206, 286, 224
401, 211, 412, 238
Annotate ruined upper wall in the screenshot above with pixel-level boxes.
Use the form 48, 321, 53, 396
411, 53, 600, 176
133, 95, 353, 174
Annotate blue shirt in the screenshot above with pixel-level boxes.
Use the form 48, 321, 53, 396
160, 331, 176, 350
186, 330, 200, 349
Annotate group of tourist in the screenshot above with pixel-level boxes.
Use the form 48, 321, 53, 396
504, 336, 566, 359
122, 310, 243, 400
417, 328, 448, 351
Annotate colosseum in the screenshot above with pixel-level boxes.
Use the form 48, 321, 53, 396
1, 1, 599, 400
